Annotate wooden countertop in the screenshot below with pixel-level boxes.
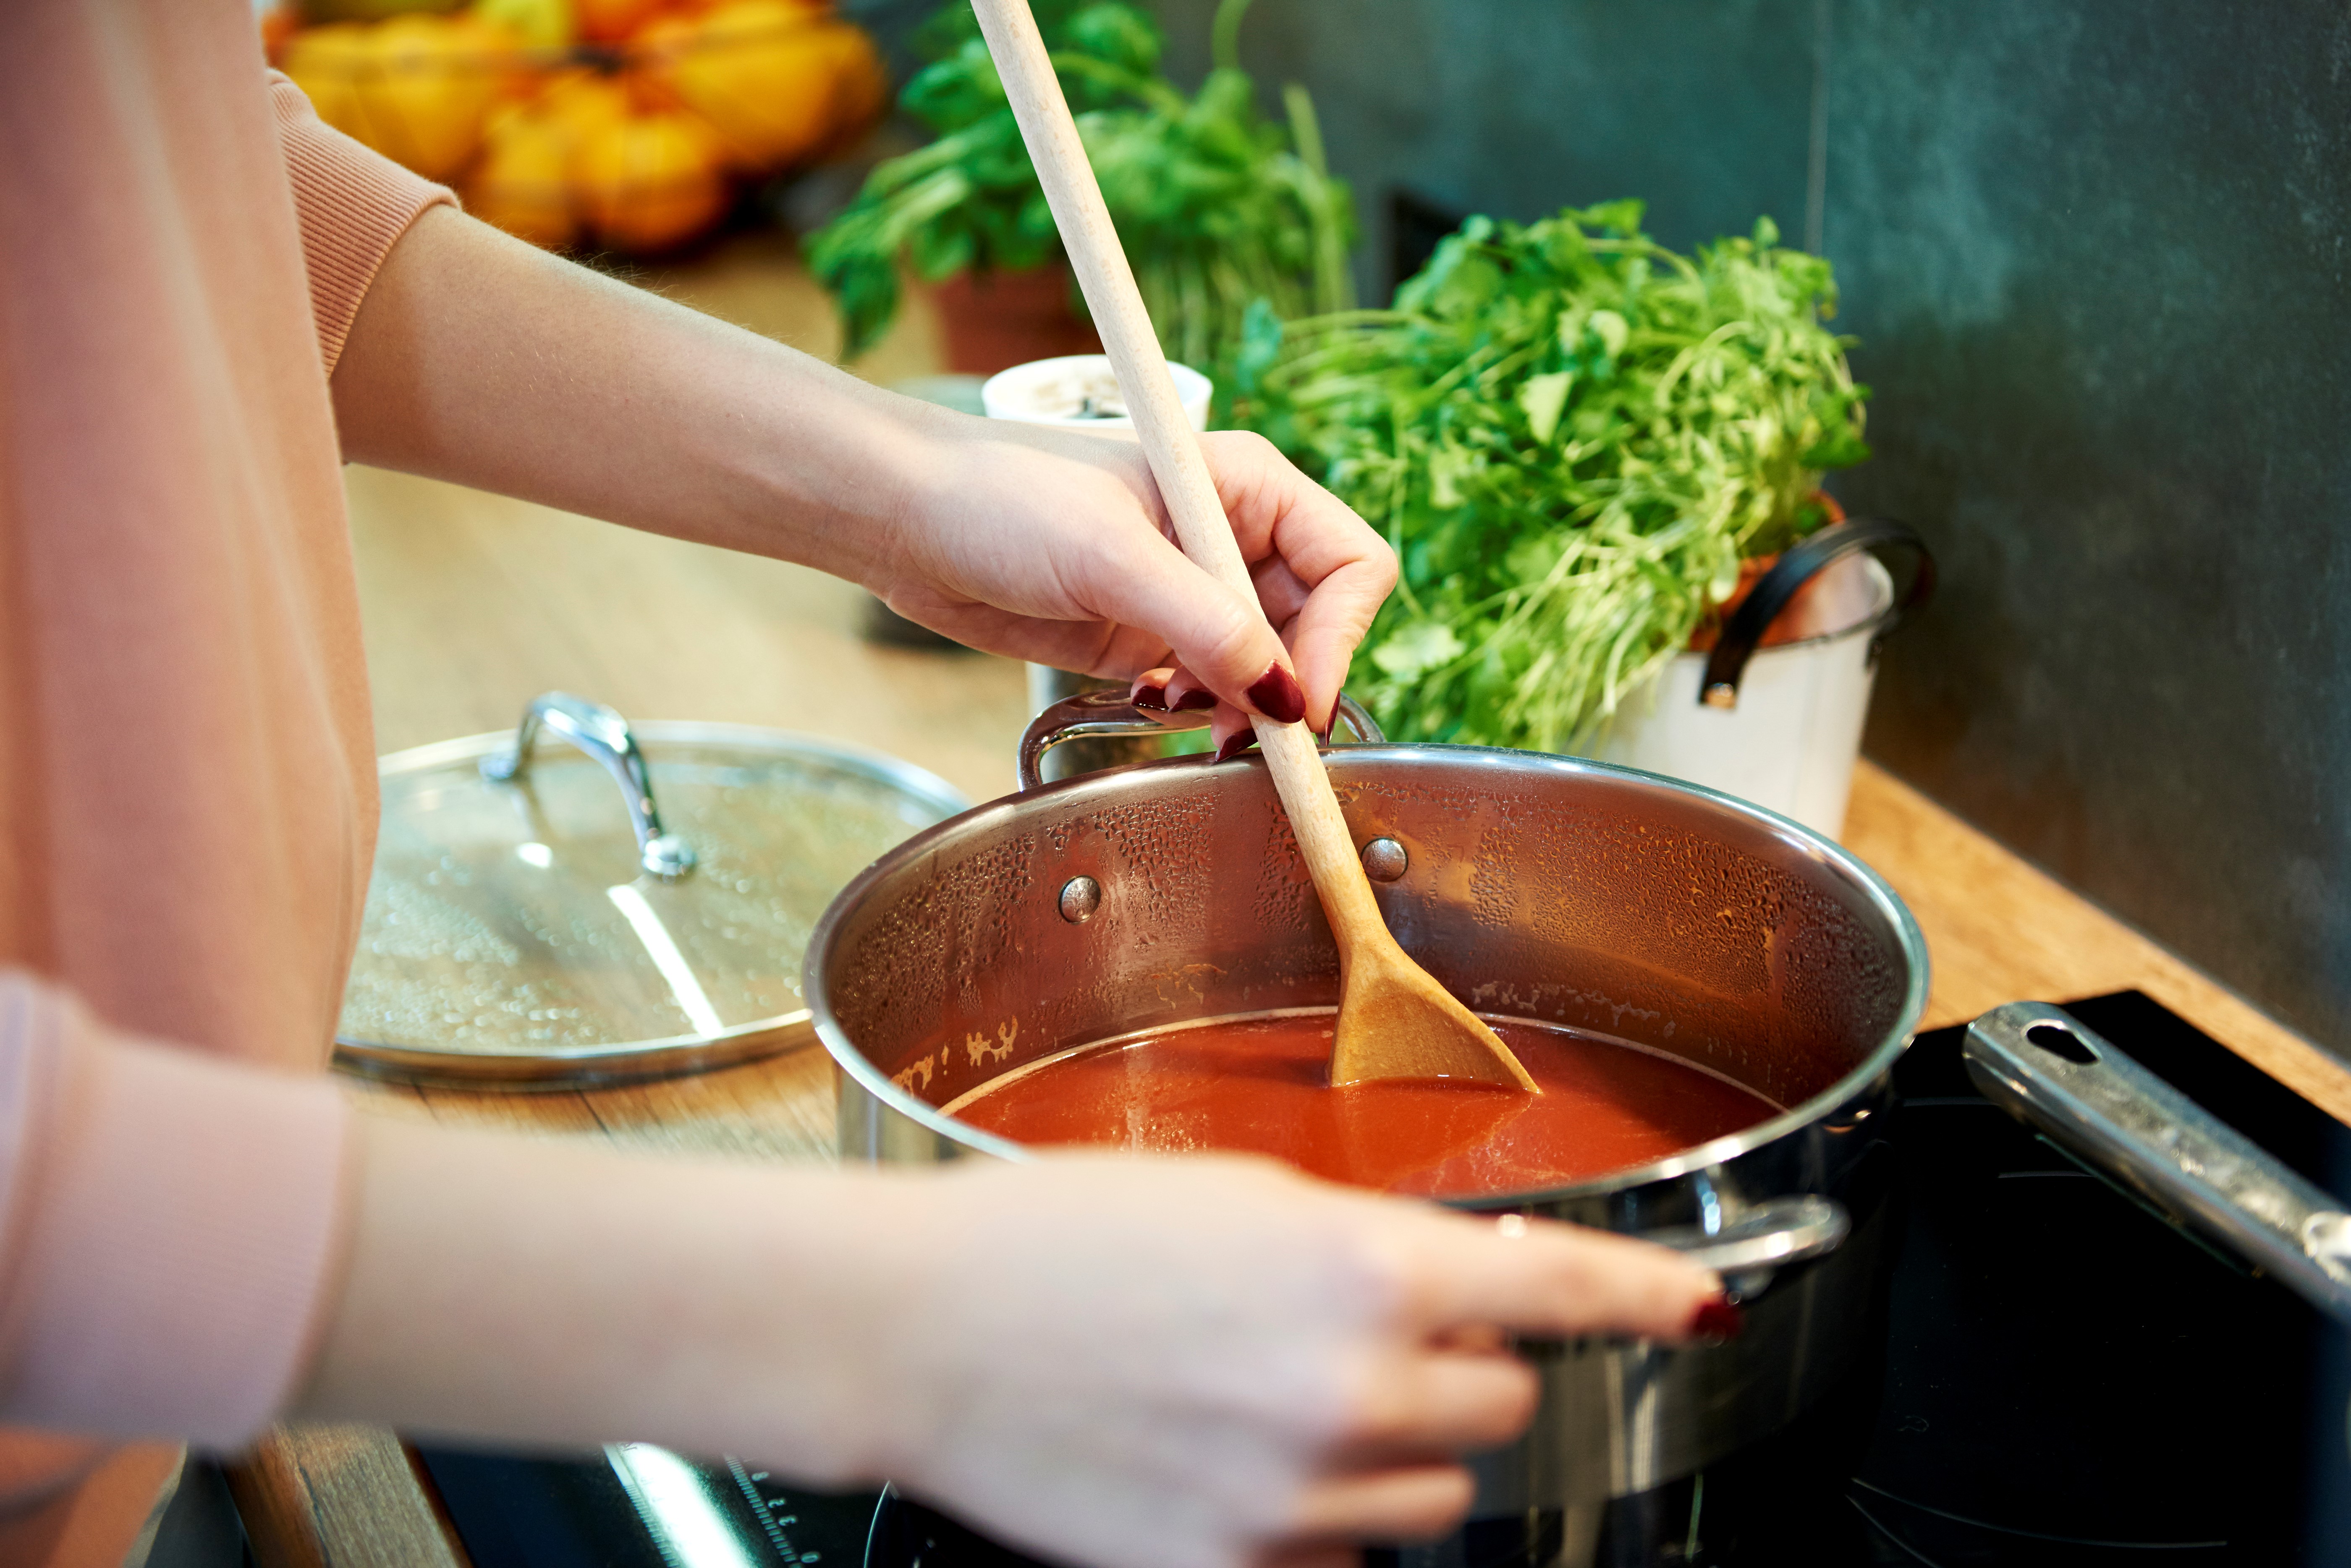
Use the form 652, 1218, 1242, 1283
231, 238, 2351, 1568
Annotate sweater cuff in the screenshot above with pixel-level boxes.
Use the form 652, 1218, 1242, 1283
267, 73, 456, 378
0, 982, 353, 1447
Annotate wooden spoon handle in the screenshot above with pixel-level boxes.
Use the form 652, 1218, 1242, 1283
970, 0, 1385, 941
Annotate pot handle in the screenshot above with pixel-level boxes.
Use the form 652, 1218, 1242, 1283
1016, 688, 1384, 794
1700, 517, 1936, 710
1964, 1002, 2351, 1325
479, 692, 696, 880
1637, 1194, 1851, 1301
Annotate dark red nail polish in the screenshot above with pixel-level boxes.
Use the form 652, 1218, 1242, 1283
1172, 687, 1219, 712
1316, 718, 1334, 748
1214, 730, 1260, 763
1245, 663, 1308, 725
1689, 1296, 1743, 1343
1133, 682, 1168, 711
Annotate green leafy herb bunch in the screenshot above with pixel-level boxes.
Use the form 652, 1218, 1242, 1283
1237, 202, 1869, 754
806, 0, 1354, 379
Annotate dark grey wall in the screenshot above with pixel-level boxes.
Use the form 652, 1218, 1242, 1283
1154, 0, 2351, 1060
1157, 0, 1825, 290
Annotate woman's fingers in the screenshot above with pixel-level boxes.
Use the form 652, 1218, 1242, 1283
1129, 667, 1179, 711
865, 1155, 1725, 1568
1147, 667, 1265, 759
1144, 665, 1218, 714
1071, 525, 1307, 722
1397, 1213, 1728, 1344
1285, 1463, 1477, 1544
919, 425, 1385, 726
1328, 1349, 1537, 1460
1208, 705, 1260, 762
1199, 431, 1395, 732
1250, 1546, 1361, 1568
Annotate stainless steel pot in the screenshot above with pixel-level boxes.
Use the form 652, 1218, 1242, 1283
807, 691, 1930, 1523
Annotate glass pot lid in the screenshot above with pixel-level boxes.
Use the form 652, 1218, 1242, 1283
337, 693, 970, 1085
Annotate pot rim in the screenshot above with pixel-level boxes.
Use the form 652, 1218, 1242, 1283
806, 743, 1931, 1203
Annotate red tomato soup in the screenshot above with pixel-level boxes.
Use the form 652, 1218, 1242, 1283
944, 1014, 1780, 1197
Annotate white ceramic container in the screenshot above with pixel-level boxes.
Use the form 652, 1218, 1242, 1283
997, 355, 1216, 744
1592, 554, 1895, 841
982, 353, 1212, 435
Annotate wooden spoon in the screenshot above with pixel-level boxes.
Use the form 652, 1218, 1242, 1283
970, 0, 1537, 1093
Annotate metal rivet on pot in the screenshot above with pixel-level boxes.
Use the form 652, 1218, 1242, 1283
1361, 838, 1408, 882
1058, 875, 1102, 923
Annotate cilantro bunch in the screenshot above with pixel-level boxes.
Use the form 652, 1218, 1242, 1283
1237, 202, 1868, 754
806, 0, 1354, 376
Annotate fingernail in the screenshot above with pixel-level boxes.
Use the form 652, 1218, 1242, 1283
1245, 663, 1308, 725
1214, 730, 1260, 763
1172, 687, 1219, 712
1689, 1296, 1744, 1343
1316, 717, 1334, 748
1133, 682, 1169, 711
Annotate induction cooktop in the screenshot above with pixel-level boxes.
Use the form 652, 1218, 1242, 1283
411, 992, 2351, 1567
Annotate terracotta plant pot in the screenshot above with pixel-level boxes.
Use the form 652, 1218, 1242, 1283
929, 265, 1101, 376
1688, 492, 1848, 653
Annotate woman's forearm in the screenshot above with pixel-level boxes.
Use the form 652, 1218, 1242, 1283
292, 1108, 1723, 1568
329, 206, 1397, 725
330, 206, 944, 588
292, 1112, 924, 1478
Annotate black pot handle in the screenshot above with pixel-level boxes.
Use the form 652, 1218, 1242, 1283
1699, 517, 1937, 710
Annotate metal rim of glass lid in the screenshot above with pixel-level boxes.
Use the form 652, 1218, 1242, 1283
337, 693, 970, 1086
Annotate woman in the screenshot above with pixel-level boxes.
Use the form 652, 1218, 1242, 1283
0, 3, 1730, 1564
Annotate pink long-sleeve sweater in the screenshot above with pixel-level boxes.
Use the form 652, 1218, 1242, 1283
0, 0, 450, 1509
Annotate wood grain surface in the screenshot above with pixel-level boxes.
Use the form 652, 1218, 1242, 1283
1844, 764, 2351, 1124
224, 1427, 464, 1568
252, 236, 2349, 1567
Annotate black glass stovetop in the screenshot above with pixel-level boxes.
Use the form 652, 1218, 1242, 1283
413, 992, 2351, 1567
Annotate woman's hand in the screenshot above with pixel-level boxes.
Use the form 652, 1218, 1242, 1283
864, 1155, 1727, 1568
301, 1126, 1726, 1568
876, 421, 1396, 743
336, 211, 1393, 743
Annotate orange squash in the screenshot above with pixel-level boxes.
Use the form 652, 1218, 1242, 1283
623, 13, 702, 110
646, 0, 838, 171
336, 13, 511, 180
463, 106, 577, 249
260, 5, 305, 65
809, 18, 888, 149
572, 108, 729, 253
472, 0, 574, 50
298, 0, 463, 17
281, 24, 377, 141
572, 0, 665, 44
536, 66, 634, 143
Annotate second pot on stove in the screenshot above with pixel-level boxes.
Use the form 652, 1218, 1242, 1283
806, 690, 1929, 1518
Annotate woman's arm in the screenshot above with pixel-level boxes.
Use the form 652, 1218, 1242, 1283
296, 1110, 1725, 1568
0, 964, 1724, 1565
330, 207, 1392, 734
